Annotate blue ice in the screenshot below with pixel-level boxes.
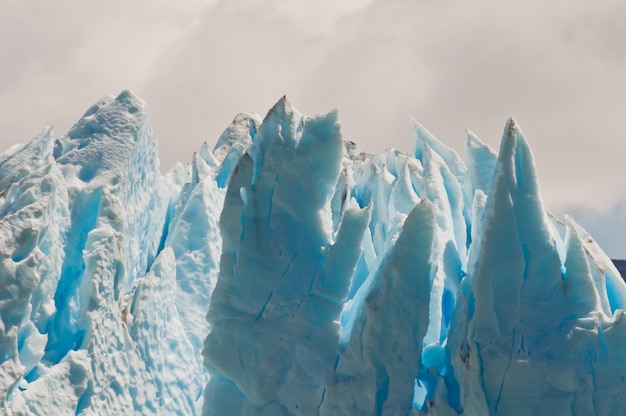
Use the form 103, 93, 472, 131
0, 93, 624, 416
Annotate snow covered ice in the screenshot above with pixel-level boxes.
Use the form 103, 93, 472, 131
0, 91, 625, 415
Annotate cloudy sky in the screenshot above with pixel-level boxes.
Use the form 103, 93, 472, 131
1, 0, 625, 257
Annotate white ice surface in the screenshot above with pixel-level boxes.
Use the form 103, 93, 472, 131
0, 93, 624, 416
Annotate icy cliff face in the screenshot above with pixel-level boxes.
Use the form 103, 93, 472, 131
0, 91, 625, 415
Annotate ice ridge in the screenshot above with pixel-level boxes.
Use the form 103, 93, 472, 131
0, 92, 624, 415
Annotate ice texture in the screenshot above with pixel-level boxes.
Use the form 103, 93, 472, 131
0, 92, 624, 415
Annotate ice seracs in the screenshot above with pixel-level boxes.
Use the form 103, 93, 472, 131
203, 100, 371, 415
0, 91, 624, 415
442, 119, 626, 416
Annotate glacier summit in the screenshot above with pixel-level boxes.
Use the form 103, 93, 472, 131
0, 91, 624, 415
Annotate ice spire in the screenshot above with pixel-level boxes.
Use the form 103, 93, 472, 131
203, 100, 370, 415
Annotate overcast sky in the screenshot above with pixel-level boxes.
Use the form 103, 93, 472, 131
1, 0, 625, 257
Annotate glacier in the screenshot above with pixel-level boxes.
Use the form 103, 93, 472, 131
0, 90, 625, 415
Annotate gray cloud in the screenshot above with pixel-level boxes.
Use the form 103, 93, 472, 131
0, 0, 207, 141
1, 0, 625, 256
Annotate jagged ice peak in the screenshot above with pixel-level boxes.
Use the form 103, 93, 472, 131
0, 90, 624, 416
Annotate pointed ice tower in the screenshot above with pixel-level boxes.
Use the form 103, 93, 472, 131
321, 200, 436, 415
444, 119, 626, 416
203, 98, 370, 415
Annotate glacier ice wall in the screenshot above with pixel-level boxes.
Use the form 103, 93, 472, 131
0, 91, 625, 415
